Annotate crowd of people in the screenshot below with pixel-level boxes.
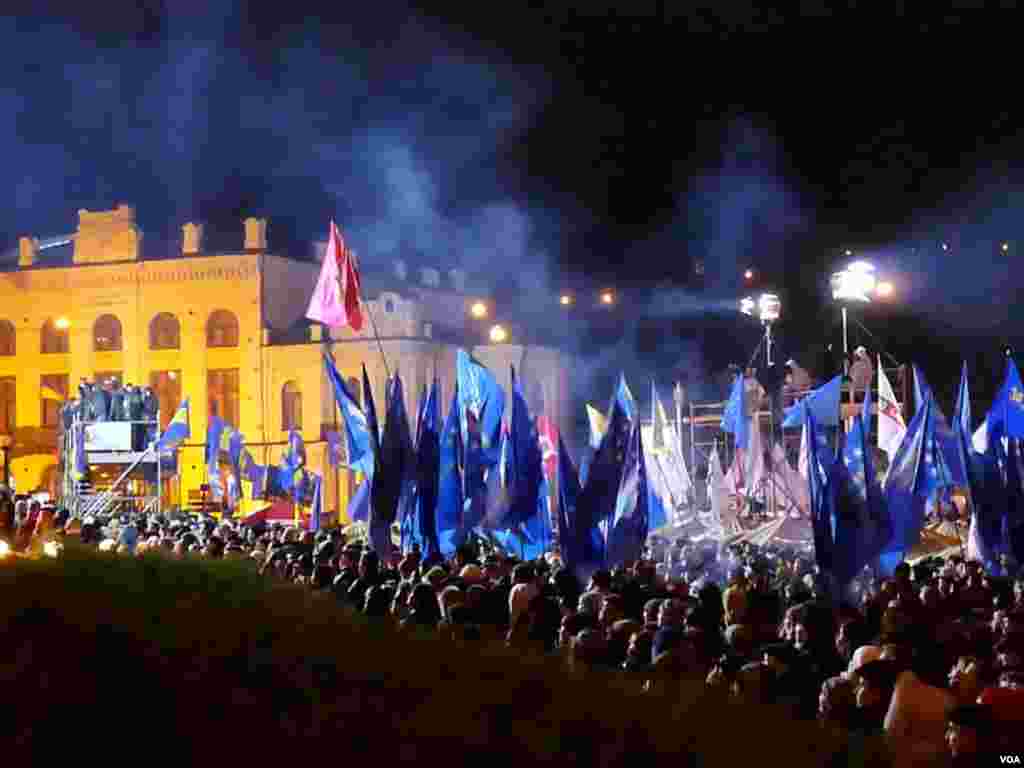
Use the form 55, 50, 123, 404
3, 490, 1021, 765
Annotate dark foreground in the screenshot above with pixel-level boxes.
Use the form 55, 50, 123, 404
0, 548, 883, 766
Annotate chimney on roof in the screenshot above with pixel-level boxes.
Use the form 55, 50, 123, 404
182, 222, 203, 255
420, 267, 439, 288
244, 217, 267, 252
449, 268, 466, 292
18, 236, 38, 267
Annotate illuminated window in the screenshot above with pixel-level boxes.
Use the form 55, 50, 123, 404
41, 318, 69, 354
206, 310, 239, 348
149, 313, 181, 350
150, 371, 182, 430
0, 377, 14, 433
40, 374, 68, 428
0, 320, 14, 356
282, 380, 302, 431
208, 369, 239, 426
93, 314, 123, 352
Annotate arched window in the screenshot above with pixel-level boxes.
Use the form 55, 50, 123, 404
282, 380, 302, 431
149, 313, 180, 350
206, 309, 239, 348
346, 377, 362, 407
93, 314, 123, 352
41, 318, 69, 354
0, 320, 14, 356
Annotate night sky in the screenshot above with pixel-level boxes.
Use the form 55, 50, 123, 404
2, 3, 1021, 410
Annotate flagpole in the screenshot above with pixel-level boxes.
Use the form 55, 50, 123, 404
349, 249, 392, 382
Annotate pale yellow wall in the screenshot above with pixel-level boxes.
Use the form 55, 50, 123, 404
0, 254, 261, 494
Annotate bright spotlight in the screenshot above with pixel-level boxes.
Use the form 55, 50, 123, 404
1002, 242, 1010, 252
875, 281, 894, 298
600, 290, 614, 305
941, 242, 949, 251
844, 249, 853, 257
740, 296, 756, 316
489, 324, 508, 343
559, 294, 573, 306
0, 539, 9, 558
744, 268, 754, 280
831, 263, 876, 303
54, 316, 71, 330
758, 293, 781, 322
469, 301, 488, 319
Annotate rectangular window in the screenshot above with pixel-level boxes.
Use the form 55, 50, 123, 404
150, 370, 182, 430
40, 374, 68, 428
0, 377, 14, 434
208, 369, 239, 427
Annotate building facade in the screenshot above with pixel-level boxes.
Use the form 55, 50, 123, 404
0, 205, 574, 520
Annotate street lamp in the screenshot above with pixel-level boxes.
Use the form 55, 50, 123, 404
831, 260, 878, 375
469, 301, 488, 319
740, 292, 782, 366
600, 290, 615, 306
55, 316, 71, 330
489, 324, 508, 343
559, 293, 574, 307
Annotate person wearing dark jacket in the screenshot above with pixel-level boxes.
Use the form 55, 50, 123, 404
127, 385, 144, 449
109, 383, 125, 422
90, 383, 109, 422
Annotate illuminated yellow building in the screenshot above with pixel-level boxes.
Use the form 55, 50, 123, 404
0, 205, 574, 520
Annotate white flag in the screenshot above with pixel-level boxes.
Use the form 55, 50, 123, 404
877, 356, 906, 462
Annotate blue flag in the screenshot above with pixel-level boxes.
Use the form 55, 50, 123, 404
324, 354, 373, 476
880, 398, 931, 574
206, 417, 226, 499
806, 409, 834, 577
325, 430, 343, 468
608, 373, 637, 425
456, 349, 505, 465
156, 398, 190, 451
953, 362, 972, 437
248, 464, 268, 499
963, 431, 1003, 571
348, 476, 370, 522
506, 366, 544, 529
833, 414, 890, 587
912, 365, 966, 487
783, 376, 842, 428
985, 358, 1024, 441
307, 474, 323, 531
721, 373, 749, 449
861, 375, 873, 439
607, 424, 650, 567
436, 386, 464, 555
1006, 438, 1024, 567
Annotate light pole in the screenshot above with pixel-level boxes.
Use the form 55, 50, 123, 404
830, 260, 878, 375
740, 292, 782, 366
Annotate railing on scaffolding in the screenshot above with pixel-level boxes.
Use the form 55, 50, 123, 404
62, 412, 163, 518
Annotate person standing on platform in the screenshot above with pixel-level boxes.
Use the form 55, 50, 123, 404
91, 381, 110, 422
850, 346, 873, 403
127, 385, 144, 451
142, 386, 159, 446
109, 381, 125, 422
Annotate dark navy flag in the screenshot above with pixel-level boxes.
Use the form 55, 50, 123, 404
369, 373, 413, 557
575, 387, 632, 569
861, 374, 873, 439
953, 361, 972, 437
607, 424, 650, 567
880, 398, 931, 575
964, 435, 1004, 571
505, 367, 544, 529
783, 376, 842, 429
912, 365, 966, 487
403, 379, 441, 557
307, 474, 323, 531
721, 373, 750, 450
206, 417, 226, 499
436, 386, 464, 556
555, 435, 582, 574
833, 414, 890, 587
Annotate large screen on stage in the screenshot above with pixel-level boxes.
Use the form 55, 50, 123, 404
83, 422, 133, 452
